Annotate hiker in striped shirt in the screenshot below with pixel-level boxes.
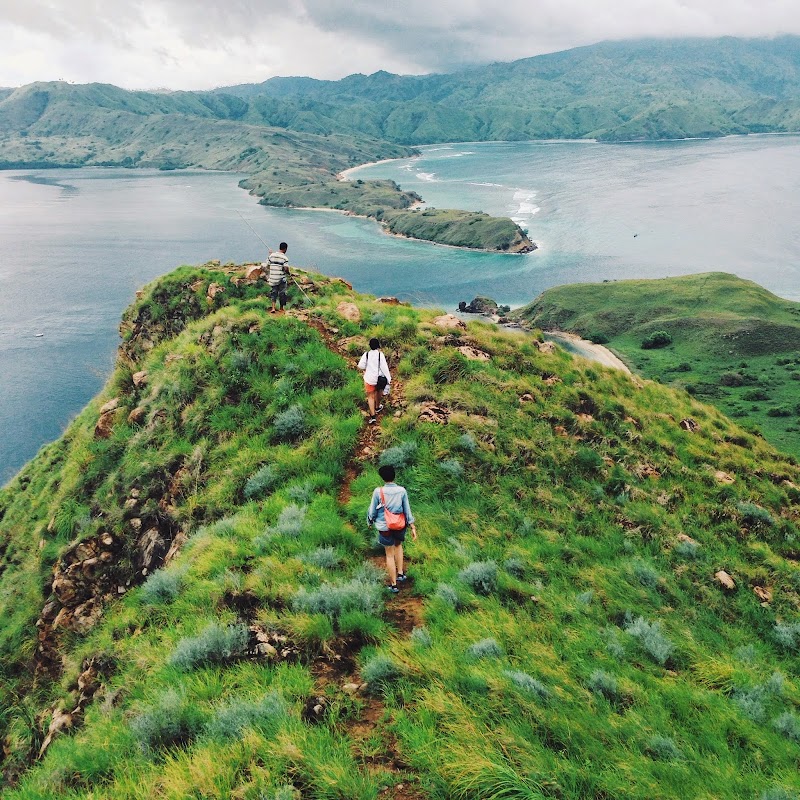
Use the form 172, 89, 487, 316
265, 242, 290, 313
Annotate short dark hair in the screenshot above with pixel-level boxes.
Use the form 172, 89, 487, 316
369, 338, 380, 350
279, 242, 288, 251
378, 464, 395, 482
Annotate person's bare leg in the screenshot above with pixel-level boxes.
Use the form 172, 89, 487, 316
367, 389, 376, 417
396, 544, 404, 577
384, 545, 397, 585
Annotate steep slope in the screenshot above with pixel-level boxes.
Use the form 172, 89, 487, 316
516, 272, 800, 457
1, 265, 799, 799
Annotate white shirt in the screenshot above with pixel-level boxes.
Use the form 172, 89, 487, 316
358, 349, 391, 385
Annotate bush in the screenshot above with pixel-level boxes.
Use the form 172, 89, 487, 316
361, 654, 401, 693
274, 504, 307, 537
737, 501, 775, 528
719, 372, 746, 387
435, 583, 463, 609
574, 447, 605, 474
169, 622, 249, 671
577, 589, 594, 606
588, 669, 620, 701
410, 626, 432, 648
378, 440, 418, 469
504, 670, 550, 701
772, 712, 800, 742
773, 621, 800, 651
244, 464, 280, 499
767, 406, 793, 417
205, 691, 287, 741
761, 789, 797, 800
458, 432, 478, 452
292, 576, 382, 619
503, 557, 526, 578
743, 389, 770, 401
645, 735, 683, 761
300, 547, 340, 570
467, 638, 503, 660
641, 331, 672, 349
439, 458, 464, 479
131, 689, 205, 753
674, 539, 701, 560
631, 560, 660, 589
602, 628, 626, 660
459, 561, 499, 595
587, 331, 609, 345
624, 616, 674, 665
273, 405, 307, 441
140, 568, 183, 604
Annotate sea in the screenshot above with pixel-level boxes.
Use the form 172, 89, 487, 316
2, 135, 800, 482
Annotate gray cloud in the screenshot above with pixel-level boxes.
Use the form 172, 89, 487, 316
2, 0, 800, 89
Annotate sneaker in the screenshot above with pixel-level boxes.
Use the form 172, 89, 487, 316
368, 416, 377, 425
387, 584, 399, 594
376, 404, 384, 413
396, 573, 407, 583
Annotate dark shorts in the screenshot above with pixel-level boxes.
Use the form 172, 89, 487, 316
270, 280, 287, 303
378, 528, 406, 547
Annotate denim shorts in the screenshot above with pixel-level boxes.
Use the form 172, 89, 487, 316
378, 528, 406, 547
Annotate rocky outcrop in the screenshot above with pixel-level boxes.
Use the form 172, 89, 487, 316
432, 314, 466, 330
336, 301, 361, 322
458, 296, 498, 315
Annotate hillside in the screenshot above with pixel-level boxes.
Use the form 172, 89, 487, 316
0, 82, 533, 253
515, 272, 800, 457
1, 265, 800, 799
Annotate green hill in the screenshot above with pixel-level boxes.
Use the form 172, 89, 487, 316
515, 272, 800, 457
1, 266, 799, 799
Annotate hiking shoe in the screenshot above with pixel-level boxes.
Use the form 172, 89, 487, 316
387, 584, 399, 594
376, 404, 384, 413
368, 416, 377, 425
396, 573, 407, 583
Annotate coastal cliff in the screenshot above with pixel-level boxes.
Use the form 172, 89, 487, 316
1, 263, 799, 798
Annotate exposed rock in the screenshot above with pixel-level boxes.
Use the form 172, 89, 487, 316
458, 296, 498, 315
537, 341, 557, 355
418, 403, 450, 425
342, 682, 361, 695
677, 533, 699, 546
38, 708, 74, 759
245, 265, 265, 280
338, 335, 369, 353
189, 279, 205, 292
334, 278, 353, 290
132, 370, 148, 388
336, 301, 361, 322
714, 470, 735, 484
432, 314, 466, 330
554, 425, 570, 437
127, 406, 146, 425
680, 418, 700, 433
715, 570, 736, 591
543, 375, 561, 386
99, 398, 119, 414
163, 531, 189, 567
576, 413, 595, 424
95, 399, 120, 439
206, 283, 224, 304
378, 296, 402, 305
137, 528, 165, 573
457, 345, 490, 362
519, 393, 536, 403
753, 586, 772, 603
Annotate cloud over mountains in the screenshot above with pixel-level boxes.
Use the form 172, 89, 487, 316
2, 0, 800, 89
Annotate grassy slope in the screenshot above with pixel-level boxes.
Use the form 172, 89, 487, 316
515, 272, 800, 457
0, 83, 532, 253
0, 266, 799, 799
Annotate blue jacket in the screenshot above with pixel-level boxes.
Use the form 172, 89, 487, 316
367, 482, 415, 532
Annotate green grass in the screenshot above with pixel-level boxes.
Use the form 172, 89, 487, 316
1, 265, 800, 798
516, 272, 800, 457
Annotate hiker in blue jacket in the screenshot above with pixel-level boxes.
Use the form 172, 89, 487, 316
367, 464, 417, 593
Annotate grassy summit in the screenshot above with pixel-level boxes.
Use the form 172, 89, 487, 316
516, 272, 800, 457
0, 266, 799, 799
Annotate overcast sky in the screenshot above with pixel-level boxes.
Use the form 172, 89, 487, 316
3, 0, 800, 90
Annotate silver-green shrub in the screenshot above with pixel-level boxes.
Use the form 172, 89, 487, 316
169, 622, 249, 671
130, 688, 205, 753
468, 638, 503, 660
459, 561, 498, 595
205, 691, 287, 741
624, 616, 674, 665
504, 670, 550, 701
140, 568, 183, 604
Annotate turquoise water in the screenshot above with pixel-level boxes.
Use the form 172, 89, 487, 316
2, 136, 800, 481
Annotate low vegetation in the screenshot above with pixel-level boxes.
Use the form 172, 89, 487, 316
0, 264, 799, 798
516, 271, 800, 457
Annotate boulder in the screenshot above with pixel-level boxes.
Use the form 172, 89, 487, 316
127, 406, 146, 425
753, 586, 772, 603
457, 345, 490, 362
715, 570, 736, 591
714, 470, 735, 484
132, 370, 148, 388
537, 341, 556, 354
458, 296, 498, 315
137, 528, 165, 573
206, 283, 224, 304
432, 314, 466, 330
680, 418, 700, 433
336, 301, 361, 322
99, 398, 119, 415
378, 297, 402, 305
418, 403, 450, 425
245, 265, 265, 280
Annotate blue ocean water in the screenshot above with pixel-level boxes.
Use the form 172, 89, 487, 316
2, 136, 800, 481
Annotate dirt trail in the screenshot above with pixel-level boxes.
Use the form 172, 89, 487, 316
289, 306, 427, 799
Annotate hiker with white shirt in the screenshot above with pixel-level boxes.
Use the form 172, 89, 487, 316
357, 338, 391, 425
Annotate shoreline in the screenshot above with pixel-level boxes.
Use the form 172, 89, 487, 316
542, 330, 631, 373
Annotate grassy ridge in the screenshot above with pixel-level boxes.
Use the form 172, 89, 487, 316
515, 272, 800, 457
0, 266, 799, 798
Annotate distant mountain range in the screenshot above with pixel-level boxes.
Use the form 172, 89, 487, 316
2, 36, 800, 247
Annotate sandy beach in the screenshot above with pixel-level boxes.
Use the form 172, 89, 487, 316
543, 331, 631, 373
